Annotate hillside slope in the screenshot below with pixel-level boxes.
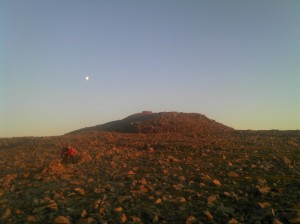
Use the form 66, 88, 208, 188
69, 111, 234, 134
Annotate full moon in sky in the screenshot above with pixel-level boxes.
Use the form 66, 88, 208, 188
85, 76, 89, 80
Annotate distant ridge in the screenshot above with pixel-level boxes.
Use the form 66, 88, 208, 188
69, 111, 234, 134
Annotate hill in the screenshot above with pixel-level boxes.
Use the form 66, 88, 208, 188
69, 111, 234, 134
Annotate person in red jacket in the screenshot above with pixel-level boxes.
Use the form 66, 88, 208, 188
61, 144, 76, 162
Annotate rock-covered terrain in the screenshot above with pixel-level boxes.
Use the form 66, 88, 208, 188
0, 112, 299, 224
69, 112, 234, 134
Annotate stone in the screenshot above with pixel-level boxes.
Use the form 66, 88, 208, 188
228, 218, 239, 224
228, 171, 239, 178
283, 156, 291, 166
48, 201, 58, 211
120, 213, 127, 223
141, 178, 148, 185
257, 178, 267, 185
87, 178, 94, 183
74, 187, 85, 195
201, 175, 212, 181
200, 182, 206, 187
132, 216, 142, 222
114, 207, 123, 212
256, 185, 271, 195
258, 202, 271, 209
186, 215, 197, 224
99, 207, 106, 216
149, 147, 155, 153
152, 213, 159, 223
139, 185, 148, 193
81, 209, 88, 218
32, 198, 39, 205
15, 209, 23, 215
207, 194, 218, 204
213, 179, 222, 186
53, 216, 71, 224
180, 197, 187, 202
94, 199, 101, 209
179, 176, 186, 182
204, 210, 213, 220
155, 198, 162, 204
273, 219, 283, 224
1, 208, 11, 221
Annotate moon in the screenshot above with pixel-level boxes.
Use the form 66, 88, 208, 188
85, 76, 89, 80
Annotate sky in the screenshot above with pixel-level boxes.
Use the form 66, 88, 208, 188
0, 0, 299, 137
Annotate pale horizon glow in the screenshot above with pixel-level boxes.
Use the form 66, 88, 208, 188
1, 0, 299, 137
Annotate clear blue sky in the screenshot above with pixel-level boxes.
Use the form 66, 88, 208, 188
1, 0, 299, 137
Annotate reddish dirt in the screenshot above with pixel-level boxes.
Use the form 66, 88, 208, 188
0, 113, 299, 223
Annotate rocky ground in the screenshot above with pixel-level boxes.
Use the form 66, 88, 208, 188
0, 130, 299, 224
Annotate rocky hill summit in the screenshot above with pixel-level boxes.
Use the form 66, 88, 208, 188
69, 111, 234, 134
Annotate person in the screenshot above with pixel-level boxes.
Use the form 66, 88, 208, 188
61, 144, 76, 162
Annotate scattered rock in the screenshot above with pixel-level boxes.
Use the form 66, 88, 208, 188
1, 208, 11, 221
152, 212, 159, 223
256, 185, 271, 195
140, 178, 148, 185
258, 202, 271, 209
48, 201, 58, 211
155, 198, 162, 204
120, 213, 127, 223
74, 187, 85, 195
283, 156, 292, 166
132, 216, 142, 222
0, 125, 299, 223
99, 207, 106, 216
228, 218, 239, 224
167, 156, 180, 163
180, 197, 187, 202
186, 215, 197, 224
204, 210, 213, 220
274, 218, 283, 224
149, 147, 155, 153
80, 209, 88, 218
114, 207, 123, 212
213, 179, 222, 186
207, 194, 218, 204
15, 209, 23, 215
53, 216, 71, 224
228, 171, 239, 178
